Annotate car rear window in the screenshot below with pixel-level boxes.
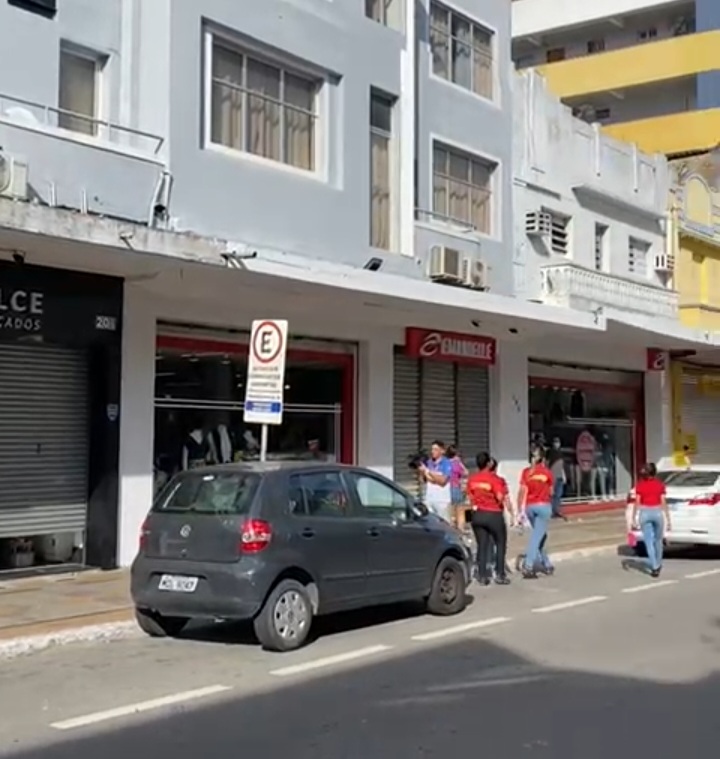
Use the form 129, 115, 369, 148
658, 471, 720, 488
153, 471, 260, 515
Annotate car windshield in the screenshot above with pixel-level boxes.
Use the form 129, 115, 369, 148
657, 471, 720, 488
153, 471, 260, 514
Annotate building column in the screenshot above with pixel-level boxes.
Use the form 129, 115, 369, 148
645, 364, 675, 465
117, 284, 156, 567
489, 341, 529, 496
357, 333, 395, 479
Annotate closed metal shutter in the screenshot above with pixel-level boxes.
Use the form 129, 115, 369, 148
0, 344, 88, 538
393, 353, 420, 492
420, 361, 456, 447
456, 364, 490, 473
681, 371, 720, 464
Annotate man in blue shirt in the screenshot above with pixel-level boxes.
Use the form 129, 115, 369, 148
418, 440, 453, 523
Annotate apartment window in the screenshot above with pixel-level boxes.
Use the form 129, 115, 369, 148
595, 107, 611, 121
587, 39, 606, 54
370, 92, 394, 250
430, 2, 494, 100
58, 47, 101, 135
209, 40, 318, 171
594, 223, 608, 271
628, 237, 650, 277
547, 211, 569, 255
433, 144, 494, 233
366, 0, 402, 30
638, 27, 657, 40
546, 48, 566, 63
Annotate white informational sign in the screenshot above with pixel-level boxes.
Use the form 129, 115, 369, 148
243, 319, 288, 426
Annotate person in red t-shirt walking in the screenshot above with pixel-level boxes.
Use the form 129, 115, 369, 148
467, 452, 511, 586
631, 462, 670, 577
518, 446, 555, 579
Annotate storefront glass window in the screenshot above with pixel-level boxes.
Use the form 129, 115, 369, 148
529, 383, 638, 503
154, 341, 349, 494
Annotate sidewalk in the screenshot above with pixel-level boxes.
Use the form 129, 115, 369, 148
0, 510, 625, 646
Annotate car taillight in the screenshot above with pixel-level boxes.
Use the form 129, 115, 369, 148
240, 519, 272, 553
139, 518, 150, 550
688, 493, 720, 507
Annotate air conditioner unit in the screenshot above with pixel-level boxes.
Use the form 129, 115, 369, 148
0, 152, 29, 200
654, 252, 675, 273
525, 211, 552, 237
429, 245, 463, 282
462, 257, 488, 290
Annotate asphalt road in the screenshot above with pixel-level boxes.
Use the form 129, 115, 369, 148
2, 550, 720, 758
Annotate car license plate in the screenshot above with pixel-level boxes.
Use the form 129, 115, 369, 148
158, 575, 198, 593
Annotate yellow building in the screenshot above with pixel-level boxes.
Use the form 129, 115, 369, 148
512, 1, 720, 157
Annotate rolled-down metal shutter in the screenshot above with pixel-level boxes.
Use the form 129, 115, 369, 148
681, 371, 720, 464
420, 360, 456, 448
0, 344, 88, 537
456, 364, 490, 473
393, 353, 420, 493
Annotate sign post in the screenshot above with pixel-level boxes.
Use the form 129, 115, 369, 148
243, 319, 288, 462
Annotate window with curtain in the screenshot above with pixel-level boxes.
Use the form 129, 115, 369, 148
58, 48, 100, 135
370, 92, 394, 250
210, 40, 318, 171
432, 143, 494, 233
429, 2, 494, 100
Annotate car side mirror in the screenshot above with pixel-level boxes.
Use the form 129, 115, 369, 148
408, 500, 429, 520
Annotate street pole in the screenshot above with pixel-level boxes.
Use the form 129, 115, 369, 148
260, 424, 268, 462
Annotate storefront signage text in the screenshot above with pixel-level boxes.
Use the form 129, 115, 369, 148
646, 348, 666, 372
405, 328, 496, 366
0, 288, 44, 333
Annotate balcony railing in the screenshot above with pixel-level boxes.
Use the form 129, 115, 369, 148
540, 262, 678, 319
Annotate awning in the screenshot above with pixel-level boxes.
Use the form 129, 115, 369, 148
605, 308, 720, 350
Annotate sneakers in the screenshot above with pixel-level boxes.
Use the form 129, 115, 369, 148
650, 567, 661, 578
495, 575, 511, 585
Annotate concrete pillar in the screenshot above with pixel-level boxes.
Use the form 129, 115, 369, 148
357, 333, 395, 478
117, 284, 156, 567
489, 340, 529, 497
644, 368, 673, 465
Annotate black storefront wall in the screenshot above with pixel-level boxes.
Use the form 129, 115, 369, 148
0, 261, 123, 569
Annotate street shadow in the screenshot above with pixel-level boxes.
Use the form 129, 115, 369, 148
7, 628, 720, 759
620, 558, 650, 575
177, 596, 474, 649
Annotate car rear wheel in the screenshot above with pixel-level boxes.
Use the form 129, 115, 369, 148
254, 579, 313, 652
134, 608, 189, 638
426, 556, 467, 616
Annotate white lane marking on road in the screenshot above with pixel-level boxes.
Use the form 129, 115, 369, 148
410, 616, 511, 642
50, 685, 231, 731
531, 596, 607, 614
269, 645, 392, 677
621, 579, 677, 594
685, 568, 720, 579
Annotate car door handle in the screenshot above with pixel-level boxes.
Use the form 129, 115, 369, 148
300, 528, 315, 539
366, 527, 380, 538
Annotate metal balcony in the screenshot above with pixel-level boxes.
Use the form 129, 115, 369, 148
541, 262, 678, 319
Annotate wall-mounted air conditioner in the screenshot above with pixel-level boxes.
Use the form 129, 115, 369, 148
462, 257, 487, 290
429, 245, 463, 282
654, 252, 675, 273
0, 151, 29, 200
525, 211, 552, 238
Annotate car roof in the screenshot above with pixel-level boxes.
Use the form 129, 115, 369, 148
659, 465, 720, 473
180, 461, 361, 477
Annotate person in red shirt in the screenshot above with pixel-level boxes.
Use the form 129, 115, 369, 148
631, 462, 670, 577
518, 446, 555, 579
467, 452, 510, 586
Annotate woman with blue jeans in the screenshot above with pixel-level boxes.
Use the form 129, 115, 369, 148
518, 448, 555, 579
631, 462, 670, 578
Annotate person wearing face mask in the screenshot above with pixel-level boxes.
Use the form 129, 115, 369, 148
548, 437, 568, 521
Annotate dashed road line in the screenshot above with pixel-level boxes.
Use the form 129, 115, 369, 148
621, 579, 678, 594
685, 568, 720, 580
50, 685, 231, 731
269, 645, 392, 677
410, 616, 511, 642
531, 596, 607, 614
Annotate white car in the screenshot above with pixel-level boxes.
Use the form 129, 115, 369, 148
627, 465, 720, 554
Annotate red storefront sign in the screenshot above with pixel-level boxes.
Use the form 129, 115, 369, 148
646, 348, 666, 372
405, 328, 496, 366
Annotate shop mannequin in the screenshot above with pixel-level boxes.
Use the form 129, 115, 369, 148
215, 423, 233, 464
182, 428, 210, 470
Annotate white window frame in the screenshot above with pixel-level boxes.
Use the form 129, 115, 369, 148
369, 90, 398, 252
202, 28, 328, 181
365, 0, 404, 32
58, 42, 106, 137
430, 136, 498, 238
628, 236, 650, 278
428, 0, 498, 107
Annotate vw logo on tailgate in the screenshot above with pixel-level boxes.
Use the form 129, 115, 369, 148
180, 524, 192, 538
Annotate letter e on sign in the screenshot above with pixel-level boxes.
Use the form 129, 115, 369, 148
646, 349, 666, 372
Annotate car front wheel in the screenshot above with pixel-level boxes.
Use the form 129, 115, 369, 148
134, 608, 189, 638
426, 556, 467, 616
254, 579, 313, 652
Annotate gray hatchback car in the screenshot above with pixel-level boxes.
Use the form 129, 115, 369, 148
131, 462, 473, 651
